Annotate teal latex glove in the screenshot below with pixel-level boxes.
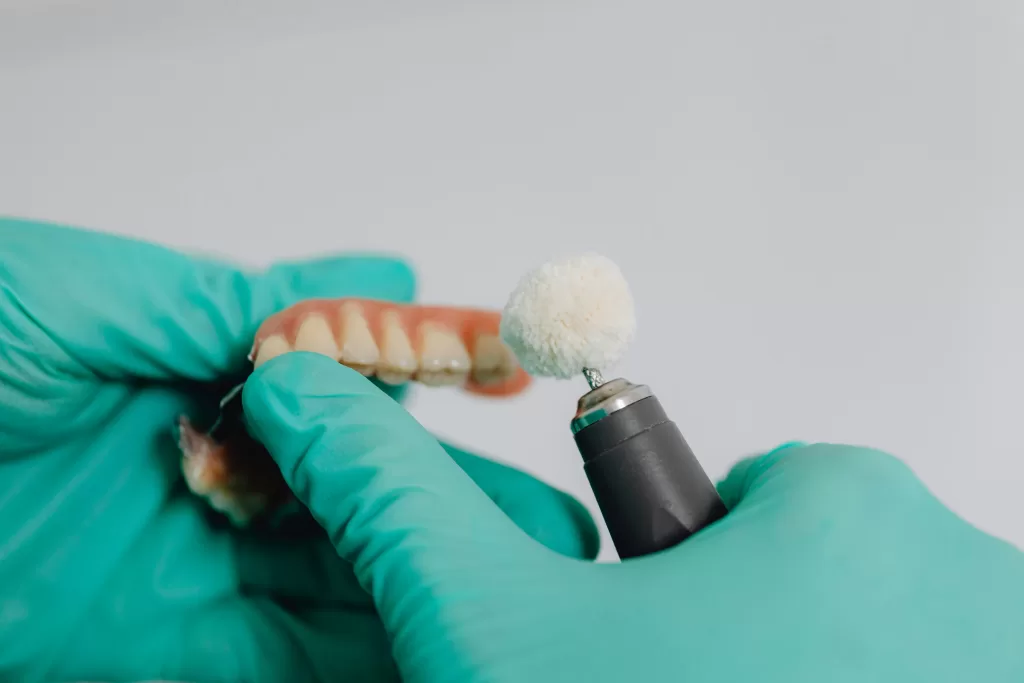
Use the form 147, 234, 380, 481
0, 218, 598, 682
243, 353, 1024, 683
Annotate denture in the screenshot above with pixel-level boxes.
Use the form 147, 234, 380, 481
249, 298, 531, 395
178, 297, 532, 526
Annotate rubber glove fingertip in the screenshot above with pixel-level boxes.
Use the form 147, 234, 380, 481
242, 352, 369, 439
716, 441, 807, 508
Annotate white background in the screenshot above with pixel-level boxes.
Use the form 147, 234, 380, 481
2, 0, 1021, 560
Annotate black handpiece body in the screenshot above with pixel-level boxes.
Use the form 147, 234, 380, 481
571, 382, 727, 560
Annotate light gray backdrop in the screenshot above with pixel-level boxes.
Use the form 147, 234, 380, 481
2, 0, 1021, 560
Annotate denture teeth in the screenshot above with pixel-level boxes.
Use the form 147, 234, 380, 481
292, 314, 340, 359
253, 334, 292, 368
337, 302, 380, 375
471, 334, 519, 385
417, 322, 472, 386
376, 310, 418, 385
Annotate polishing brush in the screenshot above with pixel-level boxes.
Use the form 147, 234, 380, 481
500, 253, 727, 559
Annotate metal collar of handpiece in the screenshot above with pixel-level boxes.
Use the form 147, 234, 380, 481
570, 378, 652, 434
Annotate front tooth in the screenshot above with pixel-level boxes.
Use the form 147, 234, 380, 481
293, 314, 339, 359
417, 323, 471, 386
471, 334, 519, 385
337, 302, 380, 375
376, 310, 417, 385
253, 334, 292, 368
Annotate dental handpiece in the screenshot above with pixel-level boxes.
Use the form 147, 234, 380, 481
499, 252, 728, 560
570, 370, 727, 559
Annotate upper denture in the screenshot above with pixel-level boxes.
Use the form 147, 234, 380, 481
249, 298, 529, 395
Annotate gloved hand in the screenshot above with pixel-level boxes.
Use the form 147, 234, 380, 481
0, 218, 599, 682
243, 352, 1024, 683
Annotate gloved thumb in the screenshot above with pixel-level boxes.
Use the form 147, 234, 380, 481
241, 352, 541, 617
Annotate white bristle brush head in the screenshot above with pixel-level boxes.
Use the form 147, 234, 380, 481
499, 252, 636, 379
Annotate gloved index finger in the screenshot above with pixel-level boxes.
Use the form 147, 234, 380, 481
0, 217, 416, 384
242, 352, 543, 631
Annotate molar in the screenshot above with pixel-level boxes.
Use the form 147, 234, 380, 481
471, 334, 518, 385
417, 323, 471, 386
